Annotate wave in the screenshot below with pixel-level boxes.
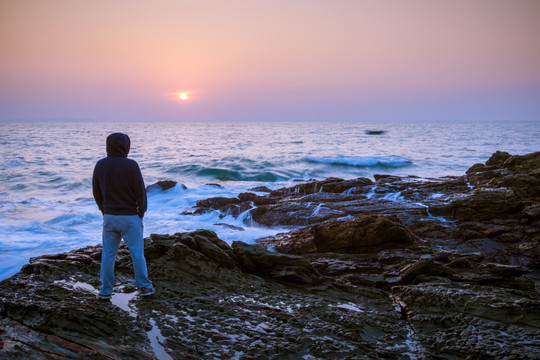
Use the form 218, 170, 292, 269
196, 168, 289, 182
305, 155, 412, 168
166, 162, 292, 182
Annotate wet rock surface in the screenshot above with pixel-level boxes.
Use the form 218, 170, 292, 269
146, 180, 183, 192
0, 233, 412, 359
1, 151, 540, 359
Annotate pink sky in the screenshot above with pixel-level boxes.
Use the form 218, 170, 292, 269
1, 0, 539, 122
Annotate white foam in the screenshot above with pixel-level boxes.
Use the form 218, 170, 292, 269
382, 192, 404, 201
237, 205, 255, 226
364, 186, 377, 199
311, 203, 324, 217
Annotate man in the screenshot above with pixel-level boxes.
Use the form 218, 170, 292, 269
92, 132, 154, 300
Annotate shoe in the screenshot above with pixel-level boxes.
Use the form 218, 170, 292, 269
97, 293, 112, 300
139, 287, 155, 297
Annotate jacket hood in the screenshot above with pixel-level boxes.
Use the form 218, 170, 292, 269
106, 133, 131, 157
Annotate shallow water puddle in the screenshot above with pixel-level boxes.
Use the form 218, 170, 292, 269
336, 303, 365, 312
329, 302, 365, 312
111, 291, 137, 317
54, 279, 140, 317
148, 318, 173, 360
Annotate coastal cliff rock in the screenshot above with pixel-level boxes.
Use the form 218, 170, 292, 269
0, 231, 416, 359
1, 151, 540, 359
2, 227, 538, 359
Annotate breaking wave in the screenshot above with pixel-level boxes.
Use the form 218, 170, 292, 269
305, 155, 412, 168
196, 168, 289, 182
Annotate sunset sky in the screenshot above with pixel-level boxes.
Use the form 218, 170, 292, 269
1, 0, 539, 122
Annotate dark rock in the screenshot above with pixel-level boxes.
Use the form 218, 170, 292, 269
196, 196, 241, 209
231, 241, 320, 284
194, 194, 258, 217
374, 174, 402, 184
524, 204, 540, 219
249, 186, 272, 192
259, 215, 416, 255
213, 223, 245, 231
238, 192, 257, 201
2, 230, 425, 359
269, 177, 374, 197
446, 188, 522, 221
467, 151, 540, 187
400, 259, 455, 284
485, 150, 512, 167
466, 162, 491, 174
250, 200, 348, 226
145, 180, 182, 192
502, 151, 540, 176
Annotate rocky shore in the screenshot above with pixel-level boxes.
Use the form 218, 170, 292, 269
1, 151, 539, 359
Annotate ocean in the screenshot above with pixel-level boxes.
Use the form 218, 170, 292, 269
1, 120, 539, 280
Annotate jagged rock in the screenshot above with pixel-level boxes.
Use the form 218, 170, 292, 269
502, 150, 540, 176
432, 188, 522, 221
485, 150, 513, 167
194, 194, 259, 216
466, 151, 540, 186
1, 230, 538, 359
400, 258, 455, 284
231, 241, 320, 284
0, 231, 419, 359
258, 215, 416, 255
250, 200, 348, 226
195, 196, 241, 209
269, 177, 374, 197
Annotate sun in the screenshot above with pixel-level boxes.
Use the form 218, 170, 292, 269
178, 92, 188, 101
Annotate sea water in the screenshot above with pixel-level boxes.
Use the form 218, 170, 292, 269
1, 120, 539, 280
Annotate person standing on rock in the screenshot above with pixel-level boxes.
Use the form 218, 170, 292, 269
92, 132, 154, 300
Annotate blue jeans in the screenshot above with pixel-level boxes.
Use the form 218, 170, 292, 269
100, 214, 153, 296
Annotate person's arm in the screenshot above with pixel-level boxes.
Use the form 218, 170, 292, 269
133, 163, 147, 218
92, 164, 104, 215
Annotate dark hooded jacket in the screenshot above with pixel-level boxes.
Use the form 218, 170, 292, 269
92, 133, 147, 217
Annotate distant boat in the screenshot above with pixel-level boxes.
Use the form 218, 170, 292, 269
365, 130, 386, 135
